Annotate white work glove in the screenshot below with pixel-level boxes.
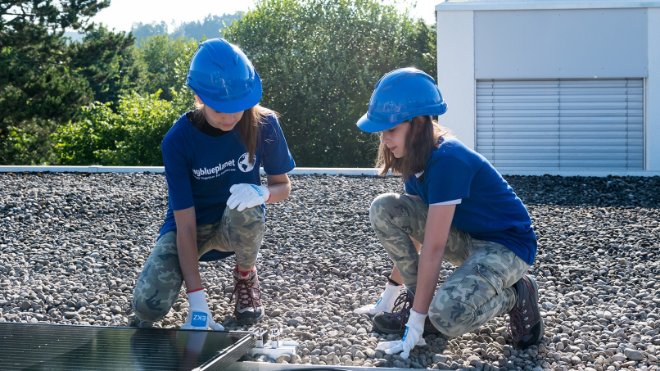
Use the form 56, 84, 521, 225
227, 183, 270, 212
181, 289, 224, 331
376, 309, 427, 359
354, 282, 402, 315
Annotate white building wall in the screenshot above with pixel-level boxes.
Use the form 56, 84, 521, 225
647, 8, 660, 171
436, 11, 476, 148
435, 0, 660, 174
473, 9, 647, 79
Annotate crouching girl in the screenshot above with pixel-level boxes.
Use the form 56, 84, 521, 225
131, 38, 295, 329
355, 68, 543, 358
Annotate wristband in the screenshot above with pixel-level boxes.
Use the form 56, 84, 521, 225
187, 287, 203, 294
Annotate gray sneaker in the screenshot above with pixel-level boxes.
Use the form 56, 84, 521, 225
509, 275, 544, 348
371, 289, 440, 336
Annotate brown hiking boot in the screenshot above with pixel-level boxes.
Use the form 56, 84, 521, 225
232, 267, 263, 324
509, 275, 544, 348
372, 289, 439, 336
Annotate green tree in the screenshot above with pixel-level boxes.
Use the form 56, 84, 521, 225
69, 25, 145, 105
0, 0, 110, 164
131, 21, 169, 45
131, 13, 244, 45
170, 13, 243, 40
223, 0, 436, 167
137, 35, 197, 101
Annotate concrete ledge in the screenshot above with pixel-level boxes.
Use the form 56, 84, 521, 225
0, 166, 381, 176
0, 165, 659, 177
0, 165, 166, 173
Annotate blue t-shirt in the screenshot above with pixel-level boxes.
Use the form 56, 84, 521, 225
159, 112, 296, 236
404, 138, 537, 265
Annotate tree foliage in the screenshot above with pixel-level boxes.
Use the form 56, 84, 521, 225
131, 21, 168, 45
137, 36, 197, 101
0, 0, 110, 163
51, 91, 182, 165
69, 26, 144, 104
130, 13, 243, 45
1, 1, 437, 167
0, 118, 59, 164
223, 0, 436, 167
170, 13, 243, 40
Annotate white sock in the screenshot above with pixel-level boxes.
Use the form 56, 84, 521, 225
374, 282, 402, 312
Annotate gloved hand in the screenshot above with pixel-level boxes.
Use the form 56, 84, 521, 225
354, 282, 401, 315
181, 289, 224, 331
375, 309, 427, 359
227, 183, 270, 212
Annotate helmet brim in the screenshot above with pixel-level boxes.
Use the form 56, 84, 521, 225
197, 72, 263, 114
356, 112, 397, 133
356, 102, 448, 133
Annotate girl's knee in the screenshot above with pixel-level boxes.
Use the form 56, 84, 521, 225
132, 253, 182, 322
428, 298, 474, 338
369, 193, 399, 222
225, 205, 265, 225
131, 291, 170, 322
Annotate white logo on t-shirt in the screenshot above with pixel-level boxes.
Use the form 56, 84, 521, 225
238, 152, 255, 172
192, 159, 235, 179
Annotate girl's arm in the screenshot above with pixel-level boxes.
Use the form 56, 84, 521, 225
412, 204, 456, 314
265, 173, 292, 203
173, 207, 202, 292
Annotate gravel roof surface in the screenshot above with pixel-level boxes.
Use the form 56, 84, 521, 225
0, 173, 658, 370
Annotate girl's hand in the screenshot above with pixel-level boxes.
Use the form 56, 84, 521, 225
375, 309, 427, 359
227, 183, 270, 211
181, 289, 224, 331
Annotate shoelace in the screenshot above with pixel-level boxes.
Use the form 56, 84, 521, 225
509, 303, 529, 341
510, 281, 532, 341
232, 274, 262, 309
390, 290, 414, 325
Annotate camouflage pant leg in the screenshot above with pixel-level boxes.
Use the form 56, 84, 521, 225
369, 193, 428, 290
132, 206, 265, 321
428, 240, 530, 338
209, 206, 265, 270
370, 193, 478, 289
132, 231, 185, 322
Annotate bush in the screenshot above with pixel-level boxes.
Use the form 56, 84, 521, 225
51, 91, 183, 165
0, 119, 58, 165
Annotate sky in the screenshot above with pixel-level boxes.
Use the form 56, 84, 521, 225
91, 0, 439, 32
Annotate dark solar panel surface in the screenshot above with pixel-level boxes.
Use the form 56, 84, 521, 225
0, 322, 254, 370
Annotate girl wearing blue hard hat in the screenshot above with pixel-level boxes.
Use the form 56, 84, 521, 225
131, 38, 295, 330
354, 67, 543, 358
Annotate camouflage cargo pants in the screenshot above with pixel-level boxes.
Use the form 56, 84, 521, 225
369, 193, 530, 338
132, 206, 265, 322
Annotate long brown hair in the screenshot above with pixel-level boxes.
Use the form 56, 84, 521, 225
376, 116, 449, 178
193, 97, 276, 163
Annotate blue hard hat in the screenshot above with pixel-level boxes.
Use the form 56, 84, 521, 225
187, 38, 262, 113
356, 67, 447, 133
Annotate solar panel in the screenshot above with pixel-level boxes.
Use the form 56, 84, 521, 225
0, 322, 254, 370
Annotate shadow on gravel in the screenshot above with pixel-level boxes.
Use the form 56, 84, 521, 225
505, 175, 660, 208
